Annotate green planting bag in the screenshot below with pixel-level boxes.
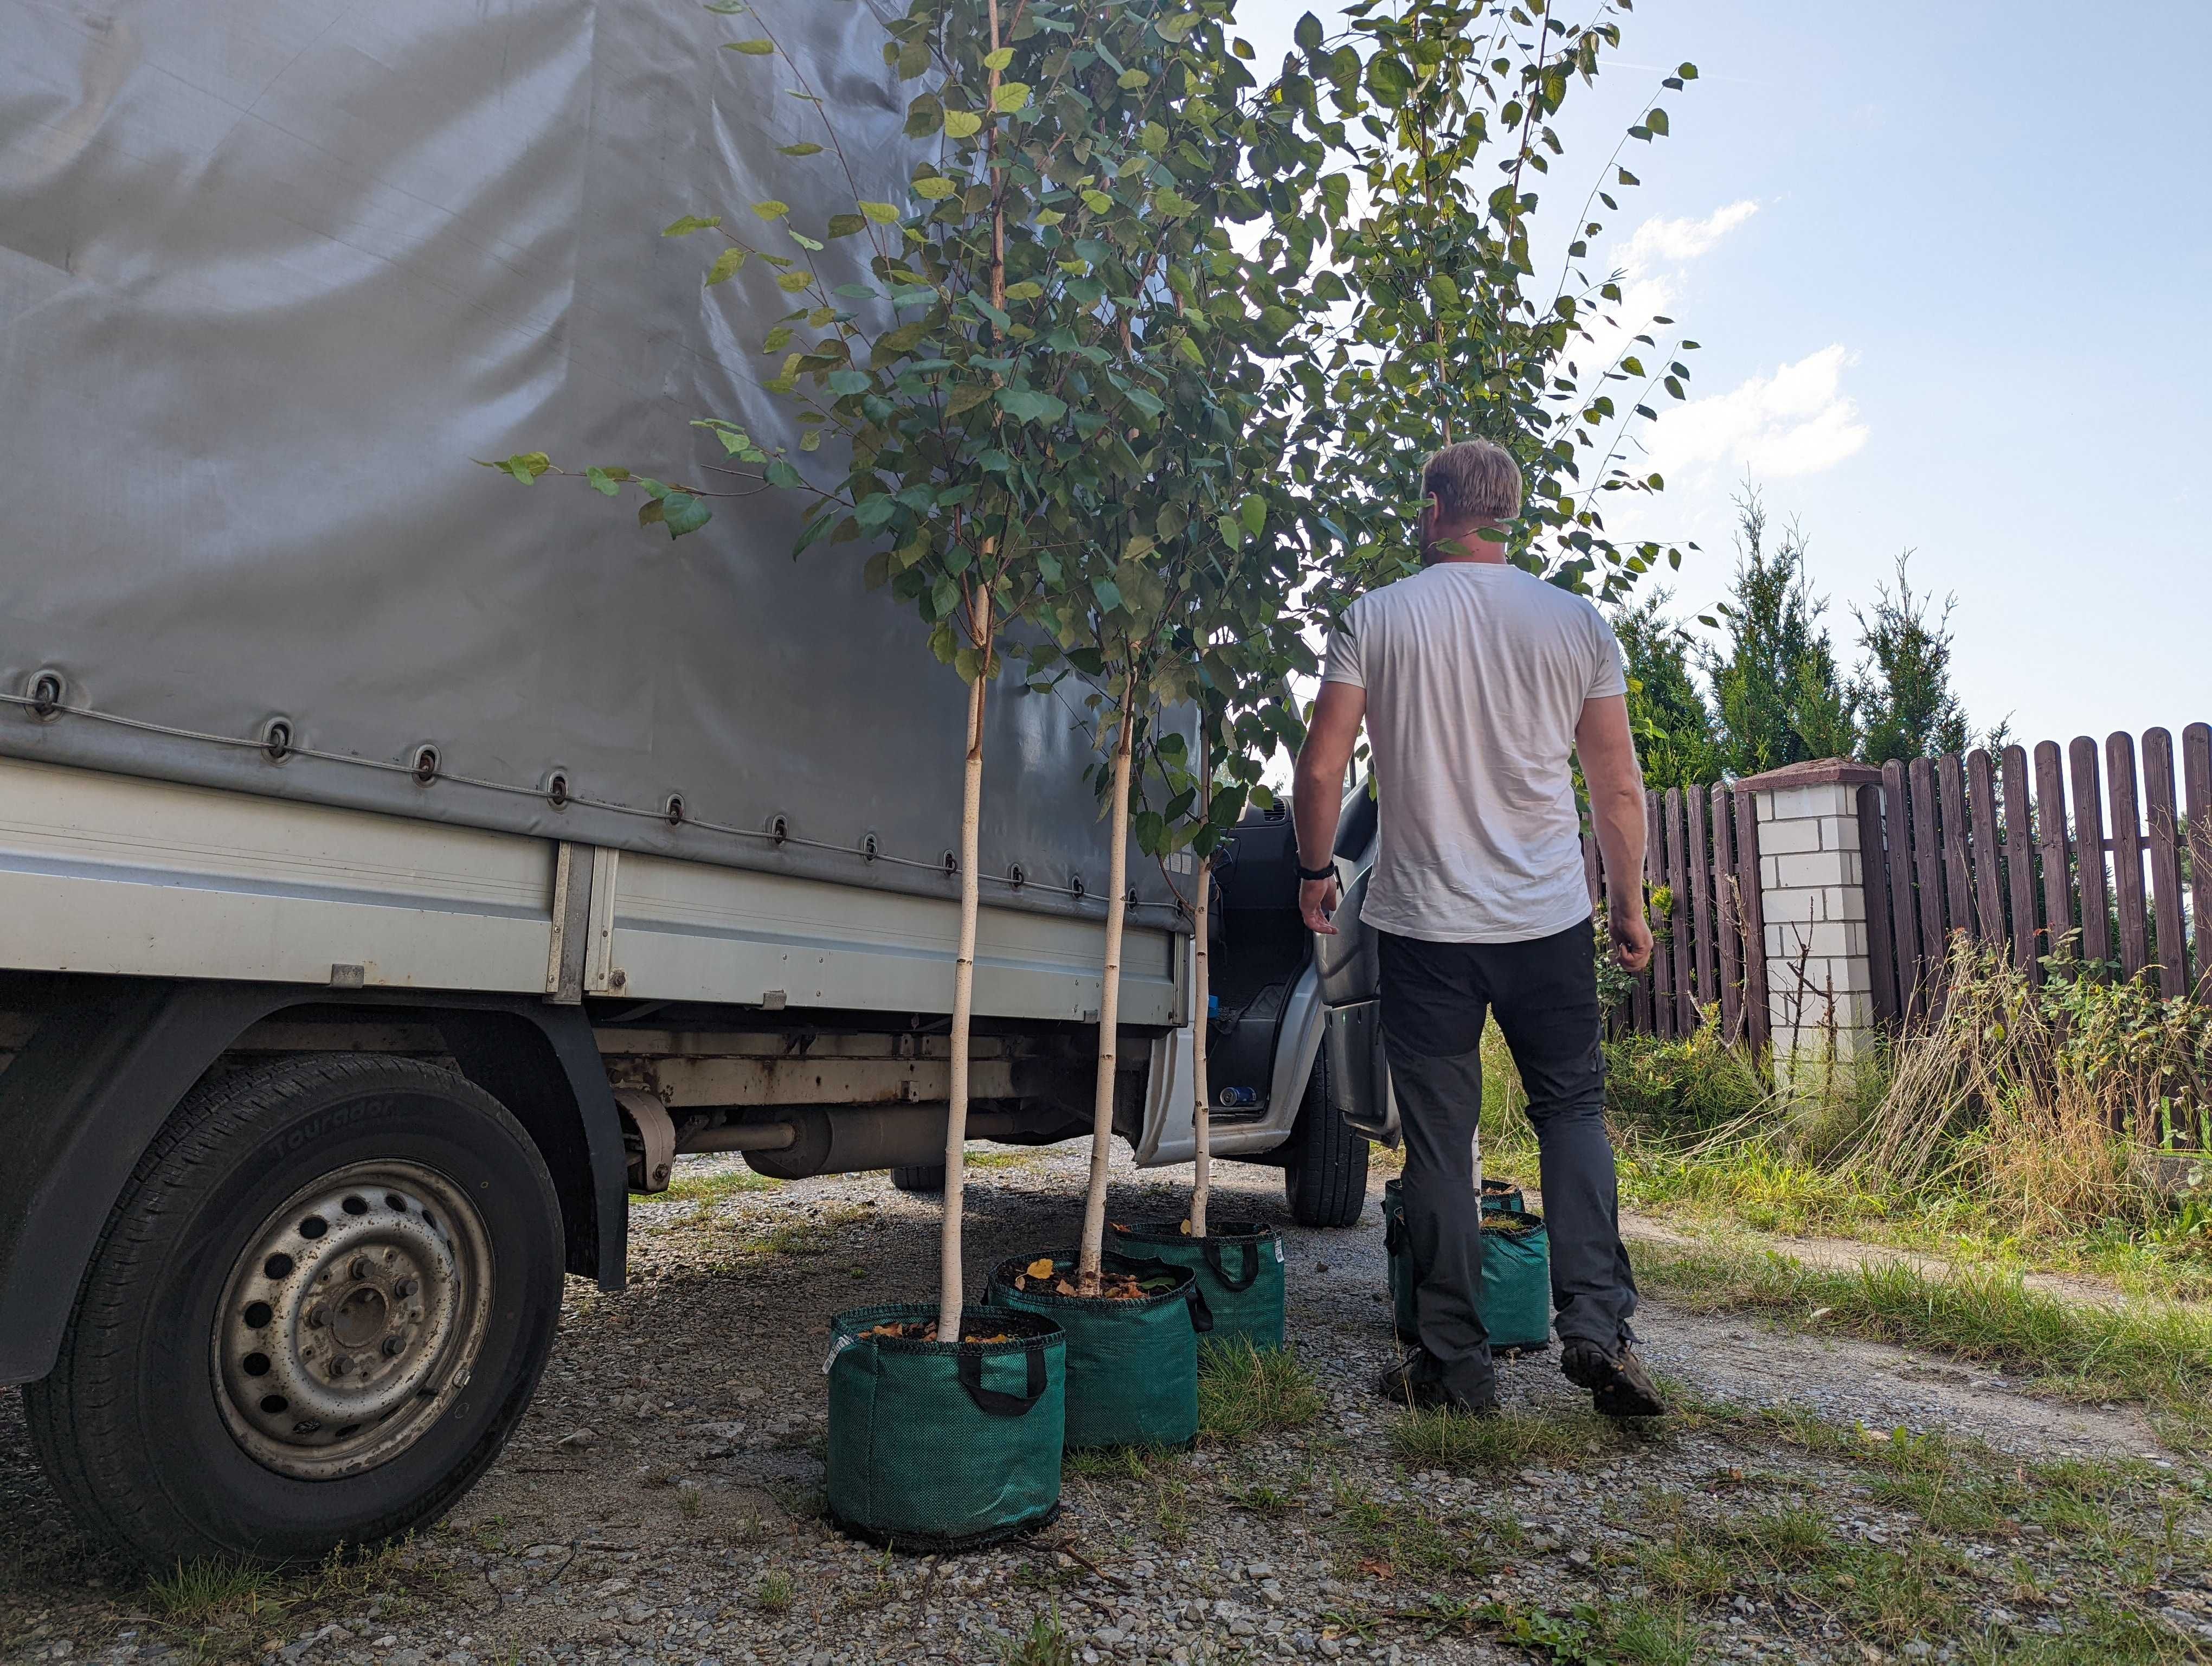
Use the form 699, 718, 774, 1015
1382, 1181, 1553, 1353
824, 1303, 1064, 1552
1477, 1209, 1552, 1351
1107, 1219, 1286, 1352
1482, 1176, 1526, 1215
986, 1252, 1209, 1450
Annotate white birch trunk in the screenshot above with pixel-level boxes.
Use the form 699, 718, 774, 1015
935, 661, 989, 1341
1075, 689, 1137, 1289
1189, 762, 1213, 1238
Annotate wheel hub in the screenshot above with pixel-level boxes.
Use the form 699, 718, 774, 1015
214, 1161, 493, 1480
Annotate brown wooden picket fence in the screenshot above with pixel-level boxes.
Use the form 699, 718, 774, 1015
1587, 723, 2211, 1050
1860, 725, 2211, 1026
1581, 784, 1769, 1048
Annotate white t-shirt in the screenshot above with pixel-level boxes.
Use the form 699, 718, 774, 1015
1320, 561, 1626, 944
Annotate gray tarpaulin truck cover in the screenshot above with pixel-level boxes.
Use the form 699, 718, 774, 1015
0, 0, 1186, 924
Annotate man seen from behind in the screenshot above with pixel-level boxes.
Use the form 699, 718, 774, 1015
1291, 438, 1663, 1419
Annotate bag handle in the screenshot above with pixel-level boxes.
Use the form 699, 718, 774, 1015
956, 1346, 1048, 1418
1185, 1277, 1216, 1335
1383, 1213, 1403, 1257
1202, 1235, 1262, 1293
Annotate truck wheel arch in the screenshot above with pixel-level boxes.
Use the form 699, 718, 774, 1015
0, 977, 626, 1389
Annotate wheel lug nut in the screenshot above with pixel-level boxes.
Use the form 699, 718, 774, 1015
394, 1277, 417, 1298
350, 1257, 372, 1280
382, 1337, 404, 1357
331, 1355, 355, 1376
306, 1307, 327, 1329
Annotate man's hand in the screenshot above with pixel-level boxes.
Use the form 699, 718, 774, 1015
1608, 905, 1654, 972
1300, 874, 1342, 935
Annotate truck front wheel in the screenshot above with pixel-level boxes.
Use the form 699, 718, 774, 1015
1283, 1045, 1371, 1229
24, 1053, 564, 1566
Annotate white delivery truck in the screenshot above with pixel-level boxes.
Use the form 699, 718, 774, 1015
0, 0, 1388, 1566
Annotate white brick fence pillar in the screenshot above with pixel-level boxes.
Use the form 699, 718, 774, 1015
1735, 759, 1883, 1092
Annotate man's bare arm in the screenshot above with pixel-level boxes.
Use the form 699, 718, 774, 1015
1291, 681, 1367, 934
1574, 693, 1654, 972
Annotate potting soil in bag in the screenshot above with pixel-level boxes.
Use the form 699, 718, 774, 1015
1107, 1219, 1285, 1351
986, 1251, 1209, 1449
1482, 1176, 1526, 1214
1382, 1181, 1553, 1353
824, 1303, 1064, 1552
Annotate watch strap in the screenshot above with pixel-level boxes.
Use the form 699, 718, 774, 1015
1296, 861, 1337, 883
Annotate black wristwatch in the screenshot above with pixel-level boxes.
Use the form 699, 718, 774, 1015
1296, 861, 1337, 882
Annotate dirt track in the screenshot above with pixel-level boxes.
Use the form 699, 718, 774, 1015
6, 1145, 2209, 1665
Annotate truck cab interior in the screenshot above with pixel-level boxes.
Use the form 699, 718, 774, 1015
1205, 785, 1377, 1123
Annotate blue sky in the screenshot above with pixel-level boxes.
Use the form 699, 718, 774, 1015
1238, 0, 2212, 751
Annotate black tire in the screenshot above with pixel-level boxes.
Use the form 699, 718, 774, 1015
890, 1164, 946, 1193
1283, 1043, 1369, 1228
23, 1053, 564, 1567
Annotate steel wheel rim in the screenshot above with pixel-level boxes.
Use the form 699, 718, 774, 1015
212, 1159, 494, 1480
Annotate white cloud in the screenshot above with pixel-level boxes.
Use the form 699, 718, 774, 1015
1645, 344, 1869, 479
1561, 201, 1761, 444
1616, 199, 1760, 274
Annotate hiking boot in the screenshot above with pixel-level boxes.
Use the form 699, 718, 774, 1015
1375, 1350, 1499, 1417
1561, 1339, 1667, 1419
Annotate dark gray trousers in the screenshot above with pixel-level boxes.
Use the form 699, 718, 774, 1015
1380, 923, 1638, 1401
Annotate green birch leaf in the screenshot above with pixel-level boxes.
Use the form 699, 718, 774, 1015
995, 387, 1067, 423
724, 39, 774, 54
775, 270, 813, 292
911, 176, 957, 201
943, 109, 983, 139
705, 246, 748, 286
659, 492, 712, 538
662, 215, 723, 236
858, 201, 900, 224
947, 381, 995, 416
475, 452, 552, 483
993, 81, 1031, 113
586, 465, 629, 496
776, 142, 824, 156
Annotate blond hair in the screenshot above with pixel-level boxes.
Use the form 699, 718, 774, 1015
1422, 439, 1523, 526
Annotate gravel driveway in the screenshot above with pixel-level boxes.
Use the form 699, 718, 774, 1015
6, 1144, 2209, 1665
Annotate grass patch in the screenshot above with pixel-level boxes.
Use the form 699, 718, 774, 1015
1596, 1599, 1705, 1666
1388, 1405, 1630, 1472
658, 1162, 782, 1205
1001, 1609, 1077, 1666
1330, 1481, 1493, 1582
1480, 954, 2212, 1307
144, 1560, 281, 1629
754, 1569, 795, 1613
1062, 1444, 1182, 1484
1197, 1342, 1322, 1443
1635, 1239, 2212, 1438
130, 1541, 454, 1652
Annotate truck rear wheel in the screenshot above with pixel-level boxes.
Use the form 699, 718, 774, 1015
890, 1164, 946, 1193
23, 1053, 564, 1567
1283, 1045, 1370, 1229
